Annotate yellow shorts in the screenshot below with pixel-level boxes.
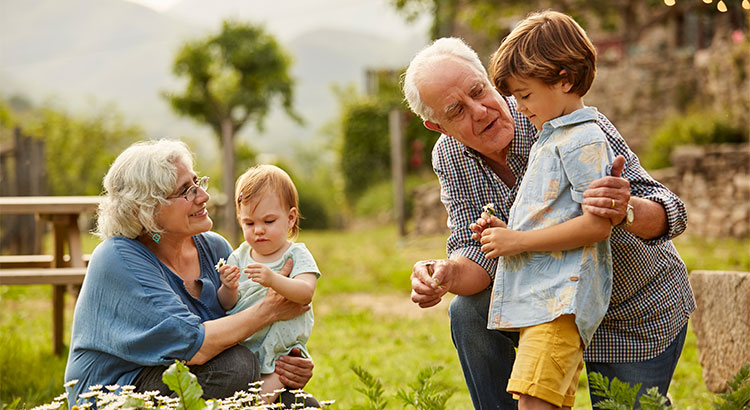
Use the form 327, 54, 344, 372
507, 314, 584, 408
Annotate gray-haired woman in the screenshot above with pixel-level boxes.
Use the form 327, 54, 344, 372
64, 139, 318, 408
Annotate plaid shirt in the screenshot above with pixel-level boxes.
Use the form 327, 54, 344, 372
433, 96, 696, 362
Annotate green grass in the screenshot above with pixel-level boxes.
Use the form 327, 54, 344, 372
1, 227, 747, 409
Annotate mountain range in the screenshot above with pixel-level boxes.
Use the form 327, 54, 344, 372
0, 0, 429, 156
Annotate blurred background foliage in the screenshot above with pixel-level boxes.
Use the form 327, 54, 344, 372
0, 95, 142, 196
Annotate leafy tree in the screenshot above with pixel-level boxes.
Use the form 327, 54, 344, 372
0, 96, 142, 196
163, 20, 301, 238
390, 0, 734, 56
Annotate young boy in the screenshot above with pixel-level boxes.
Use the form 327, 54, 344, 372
480, 11, 616, 409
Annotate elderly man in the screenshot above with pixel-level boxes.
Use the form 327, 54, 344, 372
403, 37, 695, 409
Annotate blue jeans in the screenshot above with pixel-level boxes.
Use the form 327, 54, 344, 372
586, 323, 687, 407
449, 289, 687, 409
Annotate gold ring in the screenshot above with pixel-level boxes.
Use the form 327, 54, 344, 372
611, 199, 616, 209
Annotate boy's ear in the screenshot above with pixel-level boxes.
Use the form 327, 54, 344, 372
424, 120, 444, 133
559, 69, 574, 93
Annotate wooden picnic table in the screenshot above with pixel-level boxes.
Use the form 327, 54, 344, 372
0, 196, 102, 355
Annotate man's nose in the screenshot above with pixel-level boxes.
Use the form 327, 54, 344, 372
468, 100, 488, 118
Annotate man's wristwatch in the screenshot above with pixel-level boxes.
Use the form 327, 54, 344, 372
619, 203, 634, 228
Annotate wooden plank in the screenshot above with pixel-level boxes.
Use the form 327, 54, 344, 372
0, 196, 101, 215
0, 267, 86, 285
0, 254, 91, 269
53, 285, 65, 355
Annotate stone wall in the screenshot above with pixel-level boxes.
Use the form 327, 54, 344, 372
585, 29, 750, 155
651, 143, 750, 238
689, 270, 750, 393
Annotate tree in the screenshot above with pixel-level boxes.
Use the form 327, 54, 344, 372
390, 0, 734, 57
163, 20, 301, 239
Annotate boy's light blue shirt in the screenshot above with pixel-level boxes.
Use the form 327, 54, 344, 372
487, 107, 615, 345
64, 232, 232, 402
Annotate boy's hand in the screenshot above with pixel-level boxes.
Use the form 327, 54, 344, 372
245, 263, 276, 287
480, 227, 522, 258
470, 212, 507, 241
218, 264, 240, 290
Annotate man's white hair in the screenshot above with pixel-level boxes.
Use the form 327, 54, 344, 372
95, 139, 195, 239
402, 37, 487, 123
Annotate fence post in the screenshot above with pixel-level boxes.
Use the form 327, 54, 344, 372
389, 109, 406, 237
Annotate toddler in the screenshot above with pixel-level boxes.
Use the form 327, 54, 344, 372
217, 164, 319, 403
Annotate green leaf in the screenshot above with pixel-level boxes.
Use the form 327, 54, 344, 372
350, 365, 388, 410
590, 372, 637, 410
639, 387, 670, 410
161, 361, 206, 410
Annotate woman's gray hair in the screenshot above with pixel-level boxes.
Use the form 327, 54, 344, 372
402, 37, 487, 123
95, 139, 195, 239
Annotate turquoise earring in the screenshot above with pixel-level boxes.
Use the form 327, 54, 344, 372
152, 232, 161, 244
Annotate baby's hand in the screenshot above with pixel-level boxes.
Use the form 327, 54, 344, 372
219, 264, 241, 290
245, 263, 276, 288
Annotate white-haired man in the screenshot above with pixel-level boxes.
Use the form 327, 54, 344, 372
404, 37, 694, 409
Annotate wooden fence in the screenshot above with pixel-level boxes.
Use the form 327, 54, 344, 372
0, 127, 47, 254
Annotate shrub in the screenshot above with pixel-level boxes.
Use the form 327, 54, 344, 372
642, 110, 745, 170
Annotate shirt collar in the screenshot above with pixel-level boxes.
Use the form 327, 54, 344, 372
544, 106, 599, 130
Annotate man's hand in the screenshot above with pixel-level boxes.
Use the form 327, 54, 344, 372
410, 259, 456, 308
583, 155, 629, 225
275, 347, 313, 388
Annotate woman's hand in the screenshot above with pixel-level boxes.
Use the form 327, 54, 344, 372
275, 347, 314, 388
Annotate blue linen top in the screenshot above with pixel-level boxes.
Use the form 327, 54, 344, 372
227, 242, 320, 373
64, 231, 232, 401
487, 107, 615, 346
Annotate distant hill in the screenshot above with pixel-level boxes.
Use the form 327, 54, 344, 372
0, 0, 429, 156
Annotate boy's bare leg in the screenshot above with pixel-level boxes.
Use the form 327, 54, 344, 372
259, 372, 286, 404
518, 394, 570, 410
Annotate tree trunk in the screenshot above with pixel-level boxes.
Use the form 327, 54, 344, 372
220, 118, 238, 244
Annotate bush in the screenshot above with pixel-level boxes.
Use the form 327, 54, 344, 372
642, 110, 745, 170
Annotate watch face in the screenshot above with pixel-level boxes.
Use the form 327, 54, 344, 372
626, 205, 634, 224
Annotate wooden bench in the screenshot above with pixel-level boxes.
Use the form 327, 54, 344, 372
0, 267, 86, 286
0, 267, 87, 355
0, 254, 91, 269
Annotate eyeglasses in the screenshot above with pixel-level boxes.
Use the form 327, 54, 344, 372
167, 176, 209, 202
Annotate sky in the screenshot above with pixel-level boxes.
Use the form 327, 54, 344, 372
123, 0, 179, 12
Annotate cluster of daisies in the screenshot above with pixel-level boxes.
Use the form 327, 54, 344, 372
31, 380, 334, 410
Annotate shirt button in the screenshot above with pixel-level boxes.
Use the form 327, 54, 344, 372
569, 276, 579, 281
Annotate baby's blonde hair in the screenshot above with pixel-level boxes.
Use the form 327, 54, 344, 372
235, 164, 300, 239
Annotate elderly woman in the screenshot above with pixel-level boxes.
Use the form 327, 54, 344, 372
64, 139, 318, 407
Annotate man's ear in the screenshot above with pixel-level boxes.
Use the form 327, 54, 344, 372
424, 120, 444, 133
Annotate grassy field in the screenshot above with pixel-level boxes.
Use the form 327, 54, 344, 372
1, 225, 748, 409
